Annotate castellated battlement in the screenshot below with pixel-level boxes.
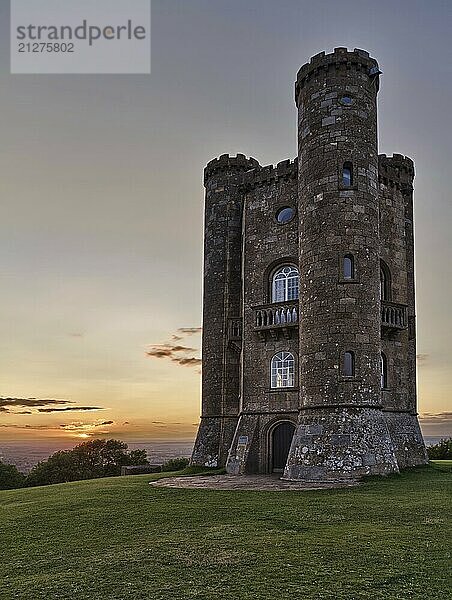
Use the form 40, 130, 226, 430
295, 47, 380, 100
379, 153, 415, 189
204, 154, 298, 190
243, 158, 298, 189
204, 153, 260, 185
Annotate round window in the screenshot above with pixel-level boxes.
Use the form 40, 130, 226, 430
276, 207, 295, 224
340, 96, 353, 106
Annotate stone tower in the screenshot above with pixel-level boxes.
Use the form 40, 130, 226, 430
191, 48, 427, 480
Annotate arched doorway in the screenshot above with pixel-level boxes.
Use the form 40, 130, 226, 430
271, 421, 295, 473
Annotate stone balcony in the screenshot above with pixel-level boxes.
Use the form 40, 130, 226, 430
381, 300, 408, 332
248, 299, 406, 341
254, 300, 299, 340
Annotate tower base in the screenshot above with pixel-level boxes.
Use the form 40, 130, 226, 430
383, 410, 428, 469
225, 414, 259, 475
190, 416, 238, 468
283, 407, 399, 481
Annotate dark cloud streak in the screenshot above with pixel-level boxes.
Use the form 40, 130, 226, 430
420, 412, 452, 423
146, 328, 202, 369
0, 398, 71, 409
38, 406, 103, 413
416, 354, 429, 364
177, 327, 201, 336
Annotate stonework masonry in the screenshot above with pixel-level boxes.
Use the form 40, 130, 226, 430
190, 48, 428, 481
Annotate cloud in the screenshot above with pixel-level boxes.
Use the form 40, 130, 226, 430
0, 424, 52, 430
60, 420, 114, 430
146, 328, 202, 369
416, 354, 429, 364
419, 412, 452, 437
0, 397, 72, 414
37, 406, 103, 413
419, 412, 452, 424
0, 419, 115, 435
146, 344, 197, 359
0, 398, 71, 409
177, 327, 201, 336
0, 397, 107, 415
175, 357, 202, 366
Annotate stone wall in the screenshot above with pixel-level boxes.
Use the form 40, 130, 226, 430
226, 160, 299, 473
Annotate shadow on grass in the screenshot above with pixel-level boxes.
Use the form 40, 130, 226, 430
146, 465, 226, 482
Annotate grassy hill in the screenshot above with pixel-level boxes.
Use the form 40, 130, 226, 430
0, 464, 451, 600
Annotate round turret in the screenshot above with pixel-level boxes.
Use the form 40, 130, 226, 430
284, 47, 399, 481
296, 45, 382, 407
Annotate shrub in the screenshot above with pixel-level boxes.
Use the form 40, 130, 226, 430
0, 461, 26, 490
427, 438, 452, 460
162, 457, 189, 472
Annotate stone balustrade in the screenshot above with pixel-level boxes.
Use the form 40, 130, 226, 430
381, 301, 408, 330
254, 301, 299, 330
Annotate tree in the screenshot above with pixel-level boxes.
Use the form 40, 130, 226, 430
26, 449, 84, 487
427, 438, 452, 460
26, 439, 149, 487
0, 461, 26, 490
71, 439, 131, 478
128, 449, 149, 466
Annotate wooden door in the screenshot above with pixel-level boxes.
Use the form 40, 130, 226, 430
271, 422, 295, 472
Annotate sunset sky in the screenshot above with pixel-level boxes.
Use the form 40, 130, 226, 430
0, 0, 451, 442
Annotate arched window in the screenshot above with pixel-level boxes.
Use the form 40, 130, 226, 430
342, 351, 355, 377
343, 254, 355, 279
380, 260, 392, 301
381, 352, 388, 389
342, 162, 353, 186
272, 266, 299, 303
271, 352, 295, 388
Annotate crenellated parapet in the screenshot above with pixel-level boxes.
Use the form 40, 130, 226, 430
204, 153, 260, 186
379, 154, 415, 191
243, 158, 298, 190
204, 154, 298, 191
295, 47, 380, 103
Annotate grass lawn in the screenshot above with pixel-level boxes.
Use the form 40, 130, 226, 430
0, 463, 451, 600
430, 459, 452, 468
